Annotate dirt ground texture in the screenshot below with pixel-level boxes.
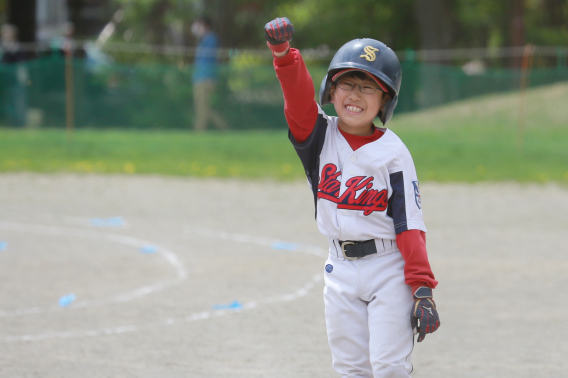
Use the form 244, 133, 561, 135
0, 173, 566, 378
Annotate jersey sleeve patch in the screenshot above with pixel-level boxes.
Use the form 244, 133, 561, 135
412, 181, 421, 209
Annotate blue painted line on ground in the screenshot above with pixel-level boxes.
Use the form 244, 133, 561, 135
58, 293, 76, 307
213, 300, 243, 310
140, 245, 158, 254
271, 241, 299, 251
90, 217, 125, 227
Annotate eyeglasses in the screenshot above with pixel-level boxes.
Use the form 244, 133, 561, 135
335, 81, 383, 94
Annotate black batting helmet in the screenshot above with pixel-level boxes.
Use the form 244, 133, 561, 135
319, 38, 402, 125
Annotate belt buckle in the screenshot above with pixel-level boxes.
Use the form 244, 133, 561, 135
341, 241, 357, 260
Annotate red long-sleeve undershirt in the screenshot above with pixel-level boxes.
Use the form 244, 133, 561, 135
273, 49, 438, 293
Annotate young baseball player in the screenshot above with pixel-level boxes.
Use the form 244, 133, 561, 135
265, 18, 440, 377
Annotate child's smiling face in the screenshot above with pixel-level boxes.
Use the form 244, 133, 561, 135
330, 72, 387, 136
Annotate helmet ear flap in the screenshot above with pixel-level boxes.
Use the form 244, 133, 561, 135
379, 95, 398, 125
319, 74, 333, 106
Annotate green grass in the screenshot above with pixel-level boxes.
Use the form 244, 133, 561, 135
0, 129, 300, 180
391, 81, 568, 183
1, 81, 567, 183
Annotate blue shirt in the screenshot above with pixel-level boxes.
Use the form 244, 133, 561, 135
193, 32, 219, 82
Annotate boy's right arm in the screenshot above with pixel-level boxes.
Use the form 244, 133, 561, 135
265, 18, 319, 144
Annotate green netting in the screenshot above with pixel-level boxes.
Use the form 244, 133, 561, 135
397, 61, 568, 112
0, 54, 567, 129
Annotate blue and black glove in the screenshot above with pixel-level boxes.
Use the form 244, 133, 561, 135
264, 17, 294, 54
410, 287, 440, 342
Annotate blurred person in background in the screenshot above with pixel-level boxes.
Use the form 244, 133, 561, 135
1, 24, 28, 127
50, 22, 85, 58
191, 16, 228, 132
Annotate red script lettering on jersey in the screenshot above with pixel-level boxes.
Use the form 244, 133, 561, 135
317, 163, 389, 216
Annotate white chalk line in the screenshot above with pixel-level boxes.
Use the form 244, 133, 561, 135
185, 226, 328, 258
1, 221, 327, 342
3, 274, 323, 343
0, 220, 188, 317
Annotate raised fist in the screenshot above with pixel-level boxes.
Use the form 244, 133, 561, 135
264, 17, 294, 46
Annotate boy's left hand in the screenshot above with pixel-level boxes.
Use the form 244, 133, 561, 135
264, 17, 294, 45
410, 287, 440, 342
264, 17, 294, 55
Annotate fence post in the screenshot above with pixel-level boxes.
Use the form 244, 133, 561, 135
517, 44, 534, 152
65, 42, 75, 139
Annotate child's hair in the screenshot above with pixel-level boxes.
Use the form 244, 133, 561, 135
332, 70, 373, 83
198, 16, 213, 28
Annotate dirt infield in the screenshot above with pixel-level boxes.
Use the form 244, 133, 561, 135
0, 173, 566, 378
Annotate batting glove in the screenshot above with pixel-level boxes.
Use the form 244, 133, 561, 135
410, 287, 440, 343
264, 17, 294, 53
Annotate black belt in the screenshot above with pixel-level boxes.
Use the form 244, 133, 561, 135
339, 239, 377, 260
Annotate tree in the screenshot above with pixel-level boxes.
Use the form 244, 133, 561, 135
109, 0, 568, 59
526, 0, 568, 46
414, 0, 456, 52
276, 0, 418, 50
8, 0, 36, 43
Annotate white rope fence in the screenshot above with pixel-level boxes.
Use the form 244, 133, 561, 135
8, 41, 568, 63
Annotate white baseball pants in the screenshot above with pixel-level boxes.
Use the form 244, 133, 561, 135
324, 239, 414, 378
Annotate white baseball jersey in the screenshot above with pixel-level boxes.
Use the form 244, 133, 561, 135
290, 105, 426, 242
